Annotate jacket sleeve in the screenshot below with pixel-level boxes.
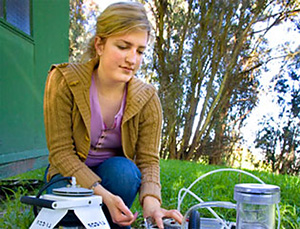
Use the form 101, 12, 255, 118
134, 92, 163, 205
44, 67, 100, 188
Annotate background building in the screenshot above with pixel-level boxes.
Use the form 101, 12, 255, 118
0, 0, 69, 178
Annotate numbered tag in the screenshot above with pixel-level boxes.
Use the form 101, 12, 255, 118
30, 208, 68, 229
74, 206, 110, 229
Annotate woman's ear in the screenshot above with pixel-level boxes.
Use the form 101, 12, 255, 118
94, 36, 104, 56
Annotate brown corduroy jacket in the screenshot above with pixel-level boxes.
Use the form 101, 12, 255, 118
44, 57, 162, 204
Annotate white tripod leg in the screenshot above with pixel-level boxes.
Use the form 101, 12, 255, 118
74, 206, 110, 229
29, 208, 68, 229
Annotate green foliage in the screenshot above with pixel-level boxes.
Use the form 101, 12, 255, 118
0, 188, 33, 229
280, 204, 300, 229
1, 162, 299, 228
8, 167, 45, 180
0, 168, 45, 228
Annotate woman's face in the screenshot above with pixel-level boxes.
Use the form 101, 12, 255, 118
95, 30, 148, 84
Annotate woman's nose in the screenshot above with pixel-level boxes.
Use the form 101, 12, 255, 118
125, 50, 137, 65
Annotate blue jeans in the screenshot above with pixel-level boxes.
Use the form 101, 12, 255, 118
45, 156, 141, 229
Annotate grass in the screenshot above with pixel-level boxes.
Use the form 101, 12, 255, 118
0, 167, 45, 229
0, 161, 299, 228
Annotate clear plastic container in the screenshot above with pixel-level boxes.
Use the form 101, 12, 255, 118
234, 183, 280, 229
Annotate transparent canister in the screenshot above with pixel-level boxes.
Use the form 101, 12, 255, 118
234, 183, 280, 229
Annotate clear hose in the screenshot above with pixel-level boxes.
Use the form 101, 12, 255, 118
177, 168, 281, 229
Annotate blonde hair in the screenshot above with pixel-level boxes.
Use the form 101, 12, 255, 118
83, 1, 152, 62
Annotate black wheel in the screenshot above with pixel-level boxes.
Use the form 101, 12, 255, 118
188, 210, 200, 229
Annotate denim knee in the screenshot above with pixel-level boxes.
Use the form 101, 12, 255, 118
92, 156, 141, 208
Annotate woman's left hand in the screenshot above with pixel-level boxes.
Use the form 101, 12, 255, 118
143, 196, 183, 229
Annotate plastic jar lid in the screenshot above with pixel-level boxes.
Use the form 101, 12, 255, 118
234, 183, 280, 205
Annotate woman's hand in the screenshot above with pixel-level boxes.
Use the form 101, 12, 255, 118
93, 184, 138, 226
143, 196, 183, 229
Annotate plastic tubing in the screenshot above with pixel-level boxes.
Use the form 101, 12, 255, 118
177, 168, 280, 229
181, 201, 236, 229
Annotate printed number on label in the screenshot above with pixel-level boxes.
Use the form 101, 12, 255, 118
36, 220, 52, 228
88, 221, 107, 227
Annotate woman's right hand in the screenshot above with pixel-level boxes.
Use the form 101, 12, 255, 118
93, 183, 137, 227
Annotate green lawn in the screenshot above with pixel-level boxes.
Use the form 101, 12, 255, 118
1, 160, 299, 228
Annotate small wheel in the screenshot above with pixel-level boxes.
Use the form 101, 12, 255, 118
188, 210, 200, 229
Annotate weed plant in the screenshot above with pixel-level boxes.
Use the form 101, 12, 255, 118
0, 168, 45, 229
0, 187, 34, 229
0, 161, 299, 228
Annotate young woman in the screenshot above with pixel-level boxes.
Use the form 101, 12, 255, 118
44, 2, 183, 228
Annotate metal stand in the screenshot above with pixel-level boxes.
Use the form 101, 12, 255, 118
27, 195, 109, 229
21, 177, 110, 229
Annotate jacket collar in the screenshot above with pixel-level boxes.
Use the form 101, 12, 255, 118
54, 58, 99, 137
123, 77, 156, 123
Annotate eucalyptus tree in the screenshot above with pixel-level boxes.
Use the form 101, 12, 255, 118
143, 0, 300, 163
255, 46, 300, 175
69, 0, 99, 62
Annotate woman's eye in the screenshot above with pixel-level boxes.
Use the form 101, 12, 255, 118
137, 50, 144, 55
117, 45, 127, 50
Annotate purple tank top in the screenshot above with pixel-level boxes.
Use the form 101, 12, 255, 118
85, 75, 127, 167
